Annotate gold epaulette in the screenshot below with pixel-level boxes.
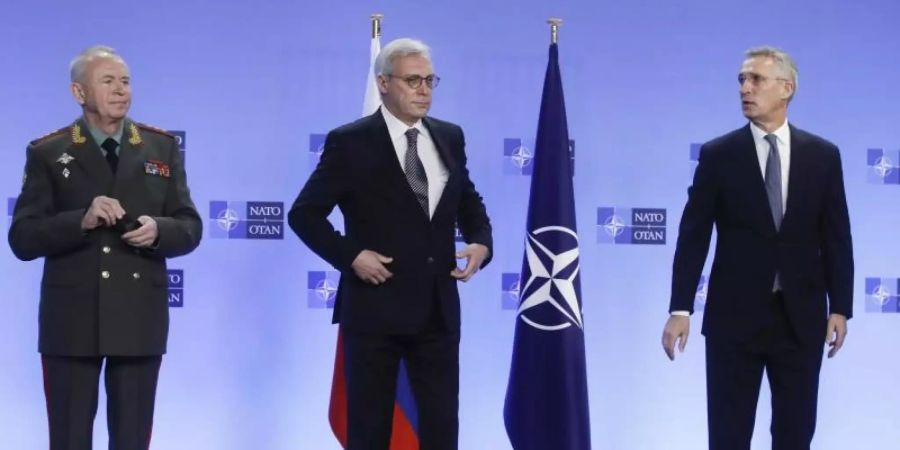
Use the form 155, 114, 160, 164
29, 127, 69, 146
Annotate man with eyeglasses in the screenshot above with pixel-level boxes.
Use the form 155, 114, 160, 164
661, 46, 853, 450
289, 38, 492, 450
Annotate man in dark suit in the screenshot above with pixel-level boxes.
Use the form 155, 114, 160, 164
8, 46, 201, 450
289, 38, 492, 450
661, 46, 853, 450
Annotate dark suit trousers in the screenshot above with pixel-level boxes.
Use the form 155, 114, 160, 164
343, 290, 460, 450
706, 293, 824, 450
41, 355, 162, 450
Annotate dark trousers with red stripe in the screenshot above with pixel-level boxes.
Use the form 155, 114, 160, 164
41, 355, 162, 450
343, 297, 460, 450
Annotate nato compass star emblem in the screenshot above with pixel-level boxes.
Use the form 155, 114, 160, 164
872, 284, 892, 306
216, 208, 240, 232
874, 156, 894, 179
603, 214, 626, 238
517, 225, 583, 331
511, 144, 533, 170
56, 153, 75, 165
315, 277, 338, 304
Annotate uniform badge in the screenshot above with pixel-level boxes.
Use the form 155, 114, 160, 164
56, 153, 75, 165
144, 160, 171, 178
128, 123, 143, 146
71, 124, 87, 144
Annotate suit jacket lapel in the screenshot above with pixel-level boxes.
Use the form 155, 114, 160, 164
423, 117, 458, 220
71, 118, 115, 192
782, 124, 805, 231
371, 110, 411, 188
423, 117, 457, 175
737, 125, 778, 235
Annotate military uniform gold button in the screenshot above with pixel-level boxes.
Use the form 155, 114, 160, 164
132, 272, 141, 280
101, 271, 110, 279
102, 246, 111, 254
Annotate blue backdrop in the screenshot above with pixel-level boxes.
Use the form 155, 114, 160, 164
1, 1, 898, 449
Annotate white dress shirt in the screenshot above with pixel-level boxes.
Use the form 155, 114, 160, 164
381, 106, 449, 219
749, 119, 791, 213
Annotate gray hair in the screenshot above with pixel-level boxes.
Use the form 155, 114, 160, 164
374, 38, 431, 76
745, 46, 798, 100
70, 45, 126, 82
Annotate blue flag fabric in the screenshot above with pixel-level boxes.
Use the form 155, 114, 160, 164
503, 43, 592, 450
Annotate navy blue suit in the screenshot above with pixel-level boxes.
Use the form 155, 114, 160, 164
670, 123, 853, 450
289, 110, 492, 450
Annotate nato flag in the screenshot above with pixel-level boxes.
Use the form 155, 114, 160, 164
503, 42, 591, 450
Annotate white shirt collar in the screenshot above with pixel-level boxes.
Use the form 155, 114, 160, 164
749, 119, 790, 146
380, 106, 428, 141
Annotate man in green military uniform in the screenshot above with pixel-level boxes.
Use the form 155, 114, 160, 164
8, 45, 201, 450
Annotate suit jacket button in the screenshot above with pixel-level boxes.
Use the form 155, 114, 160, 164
427, 257, 434, 264
101, 270, 110, 279
132, 272, 141, 280
102, 246, 111, 254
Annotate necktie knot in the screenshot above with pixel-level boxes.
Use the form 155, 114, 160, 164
405, 128, 419, 144
101, 138, 119, 154
764, 133, 778, 149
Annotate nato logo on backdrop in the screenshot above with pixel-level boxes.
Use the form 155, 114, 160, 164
309, 134, 327, 170
867, 148, 899, 185
503, 138, 536, 175
167, 269, 184, 308
169, 130, 186, 163
865, 277, 899, 313
308, 270, 339, 309
501, 272, 522, 310
503, 138, 575, 176
208, 201, 285, 239
694, 275, 708, 312
596, 207, 667, 245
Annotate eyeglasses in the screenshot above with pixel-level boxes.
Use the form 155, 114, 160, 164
387, 74, 441, 89
738, 73, 789, 86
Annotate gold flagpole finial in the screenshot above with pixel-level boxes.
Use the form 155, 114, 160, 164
548, 17, 563, 44
371, 13, 384, 39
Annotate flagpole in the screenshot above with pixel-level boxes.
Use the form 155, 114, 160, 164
363, 13, 385, 116
548, 17, 562, 44
371, 13, 383, 38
